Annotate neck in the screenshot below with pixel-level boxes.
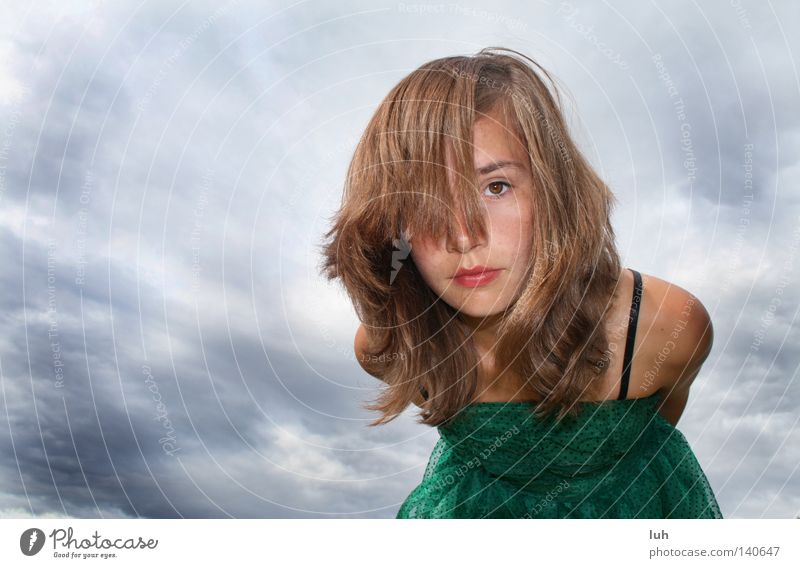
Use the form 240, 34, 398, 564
457, 310, 506, 347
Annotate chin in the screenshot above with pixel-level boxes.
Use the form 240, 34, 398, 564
449, 299, 510, 318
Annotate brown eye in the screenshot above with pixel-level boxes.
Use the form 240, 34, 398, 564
483, 181, 511, 200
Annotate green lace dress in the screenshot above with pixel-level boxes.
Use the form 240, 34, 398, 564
396, 269, 723, 519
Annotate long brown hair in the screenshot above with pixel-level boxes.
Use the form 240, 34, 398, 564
318, 46, 622, 427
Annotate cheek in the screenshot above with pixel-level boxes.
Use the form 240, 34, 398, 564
409, 240, 440, 278
489, 203, 531, 261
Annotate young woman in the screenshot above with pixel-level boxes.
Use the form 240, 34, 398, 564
319, 47, 722, 519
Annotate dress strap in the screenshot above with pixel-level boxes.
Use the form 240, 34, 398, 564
618, 268, 643, 400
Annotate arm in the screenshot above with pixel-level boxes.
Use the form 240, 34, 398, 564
655, 288, 714, 427
657, 368, 694, 427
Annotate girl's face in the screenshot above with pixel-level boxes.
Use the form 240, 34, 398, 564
410, 106, 534, 318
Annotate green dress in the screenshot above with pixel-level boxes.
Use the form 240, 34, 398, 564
396, 392, 723, 518
396, 269, 723, 519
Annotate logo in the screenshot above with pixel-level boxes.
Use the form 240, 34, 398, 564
389, 230, 412, 285
20, 528, 45, 556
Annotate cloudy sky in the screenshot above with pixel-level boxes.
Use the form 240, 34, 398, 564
0, 0, 797, 519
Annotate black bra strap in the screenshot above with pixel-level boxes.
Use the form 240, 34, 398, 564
618, 268, 643, 400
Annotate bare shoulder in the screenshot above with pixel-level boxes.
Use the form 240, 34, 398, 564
638, 272, 714, 391
354, 323, 369, 356
355, 323, 427, 408
354, 323, 379, 379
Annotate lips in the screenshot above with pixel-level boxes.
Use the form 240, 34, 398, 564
451, 266, 503, 288
452, 265, 498, 278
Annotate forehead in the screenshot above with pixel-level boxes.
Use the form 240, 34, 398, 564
473, 106, 529, 166
445, 105, 529, 175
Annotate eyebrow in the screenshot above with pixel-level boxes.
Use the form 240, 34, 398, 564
475, 160, 526, 176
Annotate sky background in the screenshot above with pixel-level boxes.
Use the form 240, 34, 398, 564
0, 0, 798, 519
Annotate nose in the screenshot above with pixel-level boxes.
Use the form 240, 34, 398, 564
446, 209, 484, 254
